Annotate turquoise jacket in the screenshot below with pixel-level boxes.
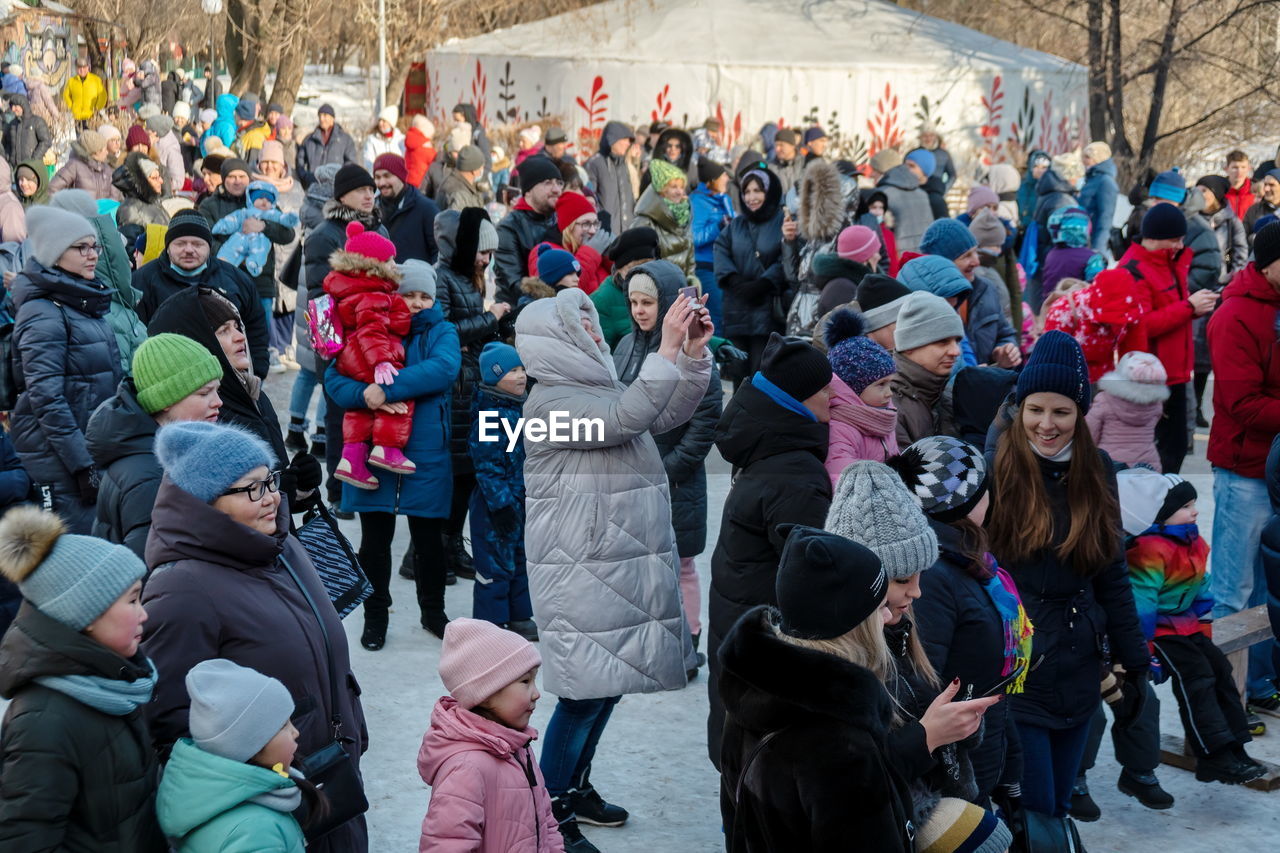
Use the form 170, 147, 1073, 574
156, 738, 305, 853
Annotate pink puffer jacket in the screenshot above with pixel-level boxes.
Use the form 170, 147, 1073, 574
825, 374, 899, 487
418, 697, 564, 853
1084, 373, 1168, 471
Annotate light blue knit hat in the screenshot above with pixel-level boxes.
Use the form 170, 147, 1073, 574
0, 506, 145, 631
920, 218, 979, 261
898, 254, 973, 299
155, 421, 277, 504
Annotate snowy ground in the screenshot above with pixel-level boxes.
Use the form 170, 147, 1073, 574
259, 373, 1277, 852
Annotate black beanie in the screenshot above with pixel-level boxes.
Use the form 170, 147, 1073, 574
1254, 222, 1280, 271
605, 227, 659, 267
775, 524, 887, 640
517, 156, 562, 191
759, 332, 832, 401
1140, 203, 1187, 240
1156, 478, 1197, 524
197, 286, 241, 330
165, 209, 213, 248
856, 274, 911, 312
333, 163, 375, 201
219, 157, 250, 181
1196, 175, 1229, 208
697, 158, 726, 185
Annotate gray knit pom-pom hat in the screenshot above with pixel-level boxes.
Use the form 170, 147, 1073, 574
825, 460, 938, 580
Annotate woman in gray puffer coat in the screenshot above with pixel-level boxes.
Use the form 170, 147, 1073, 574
10, 207, 122, 535
516, 286, 710, 840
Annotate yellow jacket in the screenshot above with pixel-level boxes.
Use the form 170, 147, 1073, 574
62, 73, 108, 121
237, 122, 270, 163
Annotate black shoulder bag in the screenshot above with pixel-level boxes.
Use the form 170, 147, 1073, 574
278, 553, 369, 841
295, 501, 372, 619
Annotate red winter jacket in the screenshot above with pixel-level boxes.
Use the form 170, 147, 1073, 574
1225, 182, 1255, 223
324, 268, 411, 382
1113, 242, 1194, 384
405, 127, 437, 191
1206, 263, 1280, 478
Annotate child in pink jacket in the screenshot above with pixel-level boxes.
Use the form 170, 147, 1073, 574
824, 309, 899, 486
419, 618, 564, 853
1085, 350, 1169, 471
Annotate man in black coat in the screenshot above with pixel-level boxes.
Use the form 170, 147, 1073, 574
296, 103, 358, 189
2, 94, 51, 168
373, 152, 439, 263
133, 210, 269, 378
198, 157, 294, 309
706, 334, 833, 768
494, 156, 564, 304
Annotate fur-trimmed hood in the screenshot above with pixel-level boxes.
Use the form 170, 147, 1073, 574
520, 276, 558, 301
112, 151, 161, 203
1096, 371, 1171, 405
321, 197, 380, 230
799, 159, 857, 243
325, 249, 402, 286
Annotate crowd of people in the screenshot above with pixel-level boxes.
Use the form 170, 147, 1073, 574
0, 52, 1279, 853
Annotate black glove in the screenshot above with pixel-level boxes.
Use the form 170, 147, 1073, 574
490, 504, 520, 539
74, 467, 99, 506
715, 343, 749, 383
736, 276, 775, 304
1110, 667, 1149, 730
288, 451, 323, 493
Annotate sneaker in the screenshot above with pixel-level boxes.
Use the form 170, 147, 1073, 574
552, 797, 600, 853
1247, 711, 1267, 736
570, 784, 628, 827
1068, 776, 1101, 822
368, 445, 417, 474
1249, 692, 1280, 713
1196, 750, 1267, 784
506, 619, 539, 642
1117, 769, 1174, 809
269, 351, 286, 374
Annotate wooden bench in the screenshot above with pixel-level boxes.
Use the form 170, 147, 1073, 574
1158, 605, 1280, 791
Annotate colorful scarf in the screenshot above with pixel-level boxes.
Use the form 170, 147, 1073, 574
979, 558, 1034, 694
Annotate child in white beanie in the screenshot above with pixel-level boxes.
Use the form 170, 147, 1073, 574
419, 618, 563, 852
1085, 351, 1169, 471
156, 658, 316, 851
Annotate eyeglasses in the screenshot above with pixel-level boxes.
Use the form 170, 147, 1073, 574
69, 242, 101, 257
574, 219, 601, 232
222, 470, 282, 501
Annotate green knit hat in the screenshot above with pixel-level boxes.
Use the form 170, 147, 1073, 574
649, 158, 686, 193
133, 333, 223, 414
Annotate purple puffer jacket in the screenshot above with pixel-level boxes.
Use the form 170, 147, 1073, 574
1084, 374, 1169, 470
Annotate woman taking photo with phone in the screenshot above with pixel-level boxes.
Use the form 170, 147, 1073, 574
984, 331, 1148, 819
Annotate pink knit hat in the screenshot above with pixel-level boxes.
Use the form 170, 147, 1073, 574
343, 221, 397, 264
439, 618, 542, 709
836, 225, 880, 264
967, 185, 1000, 216
1116, 351, 1167, 385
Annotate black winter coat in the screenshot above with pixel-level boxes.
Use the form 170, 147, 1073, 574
613, 259, 723, 559
145, 286, 287, 466
133, 255, 269, 378
495, 204, 559, 305
142, 479, 368, 853
992, 450, 1149, 729
111, 152, 169, 228
1033, 169, 1077, 266
0, 603, 166, 853
380, 185, 439, 263
2, 96, 51, 167
714, 207, 790, 338
86, 378, 162, 559
914, 521, 1022, 800
296, 123, 358, 189
9, 260, 121, 484
718, 606, 915, 853
199, 186, 295, 300
707, 379, 830, 765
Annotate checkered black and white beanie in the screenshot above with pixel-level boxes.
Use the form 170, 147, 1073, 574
889, 436, 988, 524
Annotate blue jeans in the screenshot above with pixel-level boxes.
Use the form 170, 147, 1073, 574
539, 695, 621, 798
695, 267, 723, 334
1017, 720, 1092, 817
287, 366, 327, 428
1211, 467, 1278, 699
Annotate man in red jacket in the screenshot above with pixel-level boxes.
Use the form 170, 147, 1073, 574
1206, 220, 1280, 714
1224, 150, 1255, 222
1114, 204, 1219, 472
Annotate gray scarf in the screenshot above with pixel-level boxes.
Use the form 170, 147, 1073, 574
249, 767, 305, 812
36, 658, 158, 716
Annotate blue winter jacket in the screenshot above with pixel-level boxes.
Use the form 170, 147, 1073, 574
325, 305, 461, 518
469, 384, 526, 513
204, 93, 239, 154
691, 185, 735, 267
1078, 158, 1119, 253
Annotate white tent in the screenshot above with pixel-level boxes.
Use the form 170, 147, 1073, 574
427, 0, 1088, 174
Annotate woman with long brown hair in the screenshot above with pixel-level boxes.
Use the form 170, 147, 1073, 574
984, 330, 1148, 819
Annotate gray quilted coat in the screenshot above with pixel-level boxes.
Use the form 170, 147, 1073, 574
516, 288, 709, 699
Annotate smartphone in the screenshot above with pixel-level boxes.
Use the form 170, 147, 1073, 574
967, 654, 1044, 699
679, 286, 700, 302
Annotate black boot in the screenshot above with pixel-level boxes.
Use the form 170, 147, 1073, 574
1196, 749, 1267, 784
399, 544, 416, 580
506, 619, 539, 641
447, 532, 476, 580
360, 612, 387, 651
1117, 769, 1174, 809
286, 417, 309, 452
570, 778, 628, 827
1069, 775, 1101, 822
310, 426, 326, 458
551, 796, 600, 853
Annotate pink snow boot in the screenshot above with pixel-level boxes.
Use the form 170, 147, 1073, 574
335, 443, 380, 490
369, 445, 417, 474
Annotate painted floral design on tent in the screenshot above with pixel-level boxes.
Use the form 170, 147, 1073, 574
576, 75, 609, 156
867, 82, 904, 156
651, 84, 673, 124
